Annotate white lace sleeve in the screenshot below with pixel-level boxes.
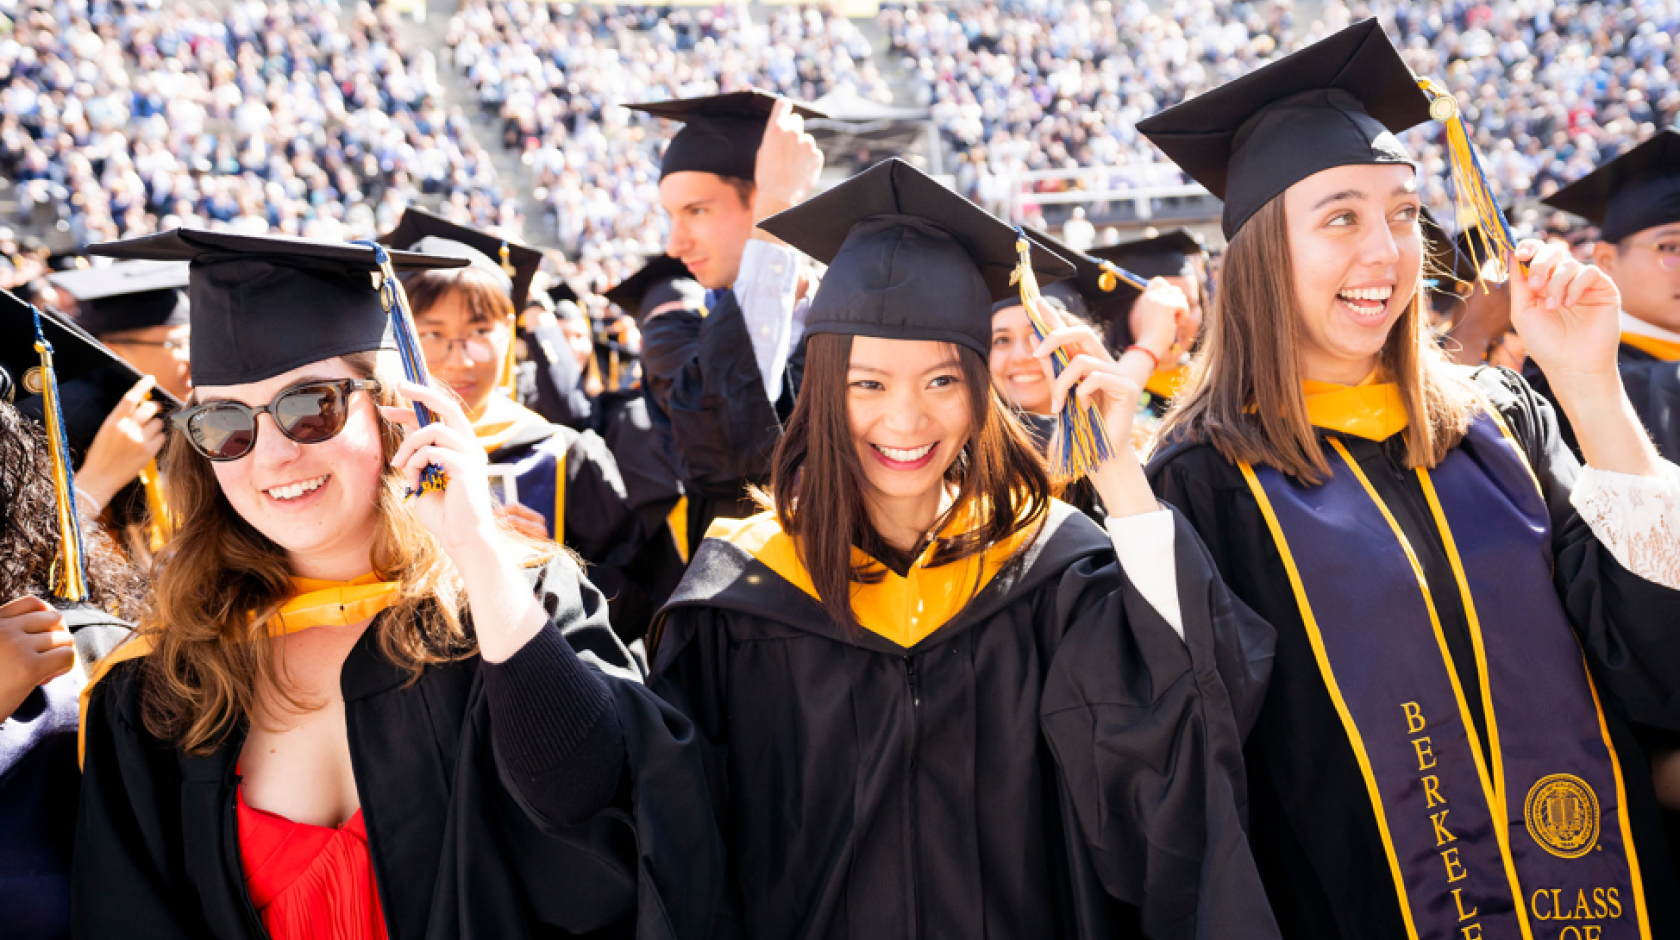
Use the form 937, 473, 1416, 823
1105, 509, 1185, 640
1570, 460, 1680, 591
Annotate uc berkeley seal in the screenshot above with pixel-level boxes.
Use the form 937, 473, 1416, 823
1525, 774, 1600, 859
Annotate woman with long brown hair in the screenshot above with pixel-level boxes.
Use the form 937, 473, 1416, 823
71, 230, 717, 940
648, 158, 1279, 939
1136, 21, 1680, 938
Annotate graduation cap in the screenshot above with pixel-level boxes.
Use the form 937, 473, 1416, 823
628, 90, 828, 182
1, 290, 182, 455
1542, 128, 1680, 243
47, 260, 190, 337
992, 227, 1146, 327
603, 254, 706, 321
87, 229, 467, 388
379, 207, 542, 315
1088, 229, 1205, 281
758, 157, 1074, 358
1138, 19, 1432, 240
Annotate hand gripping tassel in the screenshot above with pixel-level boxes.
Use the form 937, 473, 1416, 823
1420, 78, 1521, 286
1010, 227, 1118, 481
357, 240, 448, 495
32, 308, 89, 601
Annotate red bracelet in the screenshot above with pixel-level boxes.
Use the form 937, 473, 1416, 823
1124, 345, 1161, 371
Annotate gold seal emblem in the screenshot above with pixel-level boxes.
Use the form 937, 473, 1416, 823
21, 366, 44, 396
1525, 774, 1600, 859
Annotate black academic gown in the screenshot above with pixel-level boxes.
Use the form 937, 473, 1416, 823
596, 388, 688, 633
640, 291, 803, 558
649, 501, 1279, 940
73, 559, 722, 940
1148, 367, 1680, 940
520, 322, 597, 432
1524, 341, 1680, 462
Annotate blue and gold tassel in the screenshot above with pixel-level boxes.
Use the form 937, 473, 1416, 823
1419, 78, 1520, 286
32, 308, 89, 601
1095, 260, 1149, 294
1011, 227, 1117, 481
358, 241, 447, 495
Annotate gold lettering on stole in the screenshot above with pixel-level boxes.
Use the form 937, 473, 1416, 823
1402, 703, 1481, 935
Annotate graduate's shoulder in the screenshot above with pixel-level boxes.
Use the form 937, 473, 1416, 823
1145, 432, 1252, 497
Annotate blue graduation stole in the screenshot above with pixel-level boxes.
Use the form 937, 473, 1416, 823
1239, 413, 1648, 940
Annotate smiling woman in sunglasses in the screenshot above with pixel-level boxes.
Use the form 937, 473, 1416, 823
70, 230, 719, 940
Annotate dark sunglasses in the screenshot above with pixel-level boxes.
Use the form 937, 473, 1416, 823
172, 378, 382, 461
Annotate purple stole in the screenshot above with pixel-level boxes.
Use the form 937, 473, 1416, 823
1239, 414, 1649, 940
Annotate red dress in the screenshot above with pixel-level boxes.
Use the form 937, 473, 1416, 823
236, 786, 389, 940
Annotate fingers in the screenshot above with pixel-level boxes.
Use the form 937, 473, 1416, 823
380, 404, 417, 427
33, 625, 73, 653
1073, 369, 1142, 413
36, 645, 75, 683
1033, 324, 1107, 364
390, 421, 480, 476
120, 375, 156, 407
395, 380, 471, 435
0, 594, 53, 617
1048, 353, 1110, 414
1563, 263, 1602, 310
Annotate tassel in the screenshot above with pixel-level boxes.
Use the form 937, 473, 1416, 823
1095, 260, 1149, 294
1419, 78, 1519, 286
1011, 228, 1117, 481
498, 312, 520, 396
499, 241, 516, 276
32, 308, 89, 602
139, 459, 169, 553
356, 241, 447, 495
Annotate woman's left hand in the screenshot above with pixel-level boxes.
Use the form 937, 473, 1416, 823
383, 381, 500, 557
1509, 238, 1623, 384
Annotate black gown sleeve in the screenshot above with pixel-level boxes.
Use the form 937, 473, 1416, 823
638, 291, 784, 501
1479, 366, 1680, 731
72, 664, 209, 939
521, 323, 596, 431
1039, 508, 1279, 940
486, 558, 727, 938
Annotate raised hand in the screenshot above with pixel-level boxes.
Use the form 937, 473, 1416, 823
1126, 277, 1193, 368
1031, 300, 1159, 518
752, 97, 825, 223
1509, 238, 1622, 385
77, 375, 166, 513
383, 381, 498, 557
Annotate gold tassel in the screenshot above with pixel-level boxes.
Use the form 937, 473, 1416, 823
33, 310, 89, 601
1010, 230, 1117, 481
139, 459, 170, 553
498, 307, 520, 397
1419, 78, 1519, 286
499, 242, 516, 277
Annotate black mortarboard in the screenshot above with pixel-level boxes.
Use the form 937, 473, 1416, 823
48, 260, 190, 336
1, 290, 181, 458
1543, 128, 1680, 243
991, 227, 1137, 325
1138, 19, 1431, 239
628, 90, 827, 182
1088, 229, 1205, 281
603, 254, 706, 321
379, 207, 542, 314
88, 229, 466, 387
759, 158, 1073, 357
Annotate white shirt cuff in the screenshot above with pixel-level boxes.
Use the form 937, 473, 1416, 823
1570, 459, 1680, 591
1105, 508, 1184, 640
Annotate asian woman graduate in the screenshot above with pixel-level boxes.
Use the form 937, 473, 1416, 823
1136, 20, 1680, 940
70, 229, 720, 940
647, 157, 1281, 940
381, 208, 660, 642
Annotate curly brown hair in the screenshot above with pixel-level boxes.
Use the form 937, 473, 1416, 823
0, 401, 147, 619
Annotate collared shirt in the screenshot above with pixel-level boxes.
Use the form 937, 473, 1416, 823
725, 239, 810, 401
